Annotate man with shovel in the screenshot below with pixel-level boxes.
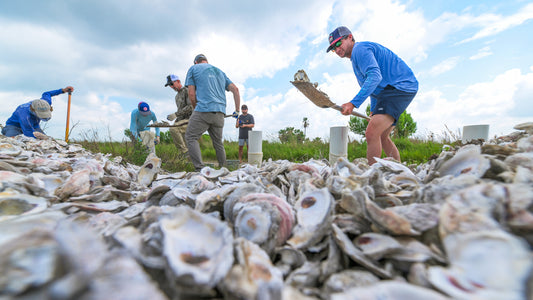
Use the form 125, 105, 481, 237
165, 74, 192, 156
327, 26, 418, 165
2, 86, 74, 139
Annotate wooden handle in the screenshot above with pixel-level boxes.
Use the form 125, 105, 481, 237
331, 105, 370, 120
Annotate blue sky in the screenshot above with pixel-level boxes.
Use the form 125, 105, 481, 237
1, 0, 532, 142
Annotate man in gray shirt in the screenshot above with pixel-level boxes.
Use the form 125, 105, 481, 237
235, 104, 254, 164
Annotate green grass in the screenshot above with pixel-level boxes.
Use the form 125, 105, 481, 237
74, 134, 449, 173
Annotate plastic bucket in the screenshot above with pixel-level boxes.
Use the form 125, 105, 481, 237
462, 125, 489, 143
249, 131, 262, 153
329, 126, 348, 165
248, 152, 263, 167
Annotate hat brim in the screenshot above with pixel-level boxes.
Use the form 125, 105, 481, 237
35, 110, 52, 119
326, 36, 344, 53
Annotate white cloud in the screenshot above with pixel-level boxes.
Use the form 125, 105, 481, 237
459, 2, 533, 44
410, 67, 533, 139
429, 57, 461, 76
469, 46, 493, 60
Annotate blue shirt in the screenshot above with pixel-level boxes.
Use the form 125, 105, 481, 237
130, 109, 160, 138
350, 41, 418, 112
5, 101, 44, 138
184, 63, 232, 113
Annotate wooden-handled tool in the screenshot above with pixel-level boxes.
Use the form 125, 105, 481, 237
291, 70, 370, 120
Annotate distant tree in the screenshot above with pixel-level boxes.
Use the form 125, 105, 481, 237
302, 117, 309, 137
348, 105, 370, 136
278, 127, 306, 143
393, 111, 417, 138
348, 105, 417, 138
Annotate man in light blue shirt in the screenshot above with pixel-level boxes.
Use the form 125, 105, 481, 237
184, 54, 240, 171
130, 101, 160, 153
327, 26, 418, 165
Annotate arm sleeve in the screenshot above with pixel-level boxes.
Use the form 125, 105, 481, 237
250, 115, 255, 124
350, 70, 382, 109
130, 112, 138, 138
350, 46, 382, 108
41, 88, 64, 105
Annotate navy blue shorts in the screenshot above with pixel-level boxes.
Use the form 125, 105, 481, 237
373, 86, 417, 126
238, 138, 248, 146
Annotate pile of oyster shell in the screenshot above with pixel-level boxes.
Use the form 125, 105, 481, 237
1, 122, 532, 300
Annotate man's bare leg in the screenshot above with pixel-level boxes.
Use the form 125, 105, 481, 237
381, 125, 400, 161
238, 146, 244, 163
365, 114, 395, 165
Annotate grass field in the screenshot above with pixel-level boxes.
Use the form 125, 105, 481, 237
75, 133, 452, 173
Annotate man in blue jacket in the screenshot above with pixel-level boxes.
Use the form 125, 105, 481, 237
130, 101, 160, 153
2, 86, 74, 139
327, 26, 418, 165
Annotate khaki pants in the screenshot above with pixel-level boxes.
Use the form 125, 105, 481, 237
139, 130, 156, 153
169, 119, 188, 153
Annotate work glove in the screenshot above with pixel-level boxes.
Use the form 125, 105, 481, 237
232, 111, 239, 119
33, 132, 49, 140
167, 113, 176, 121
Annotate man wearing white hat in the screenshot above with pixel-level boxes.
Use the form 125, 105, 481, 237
165, 74, 192, 155
2, 86, 74, 139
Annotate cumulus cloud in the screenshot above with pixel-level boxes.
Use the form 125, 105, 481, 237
410, 66, 533, 138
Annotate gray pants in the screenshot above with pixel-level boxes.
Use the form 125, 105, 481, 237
185, 111, 226, 171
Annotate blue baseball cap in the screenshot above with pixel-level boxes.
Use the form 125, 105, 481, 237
138, 102, 151, 116
326, 26, 352, 52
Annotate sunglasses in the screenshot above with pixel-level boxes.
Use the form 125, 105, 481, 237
331, 36, 346, 52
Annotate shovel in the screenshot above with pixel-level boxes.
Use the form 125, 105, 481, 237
65, 91, 72, 142
291, 70, 370, 120
148, 113, 237, 128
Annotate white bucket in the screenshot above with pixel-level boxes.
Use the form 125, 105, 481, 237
248, 152, 263, 167
329, 126, 349, 165
249, 131, 262, 153
462, 125, 489, 143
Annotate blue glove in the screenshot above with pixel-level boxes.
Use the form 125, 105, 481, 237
232, 111, 239, 119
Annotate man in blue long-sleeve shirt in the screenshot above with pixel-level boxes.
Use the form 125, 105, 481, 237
130, 101, 160, 153
327, 26, 418, 165
2, 86, 74, 139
